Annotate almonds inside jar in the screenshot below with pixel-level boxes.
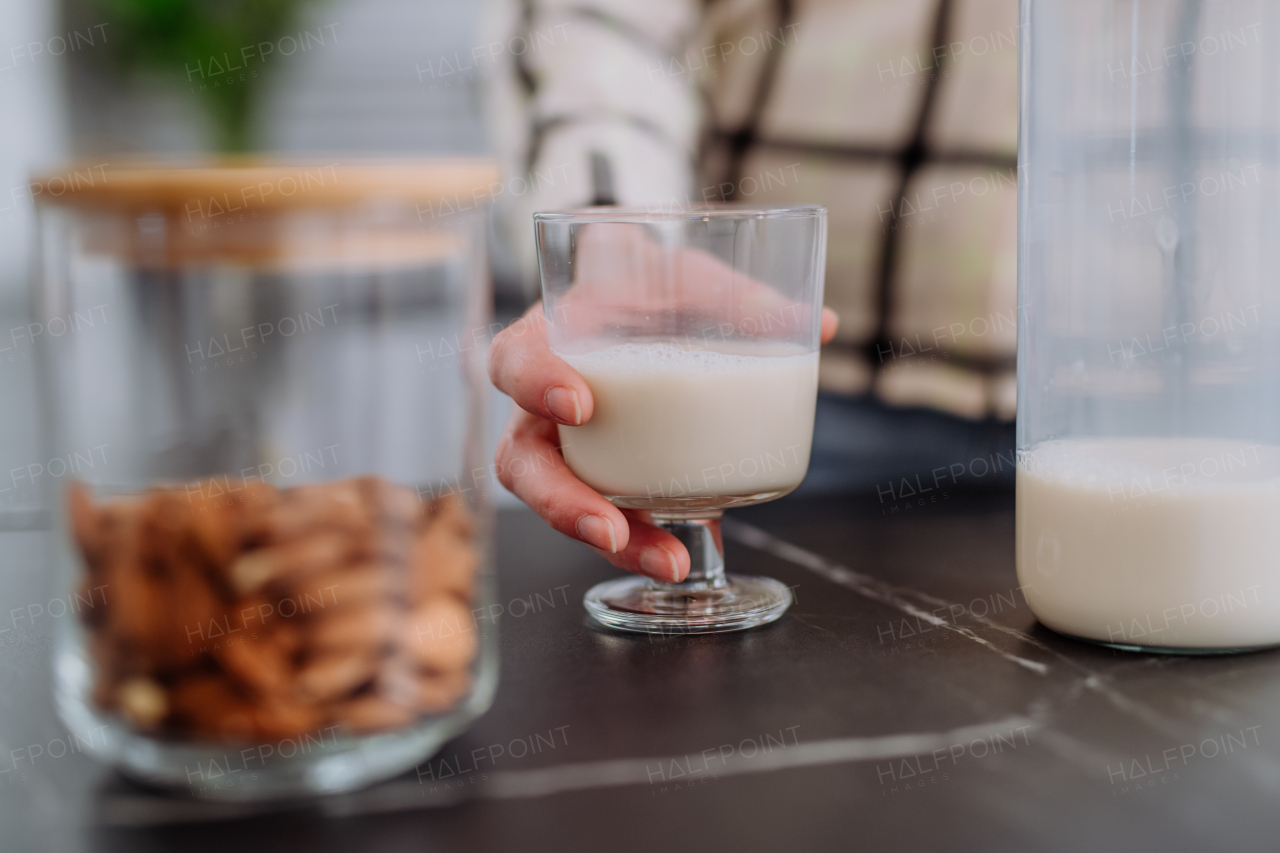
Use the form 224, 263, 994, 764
70, 476, 481, 741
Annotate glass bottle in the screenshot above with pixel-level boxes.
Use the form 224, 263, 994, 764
1018, 1, 1280, 651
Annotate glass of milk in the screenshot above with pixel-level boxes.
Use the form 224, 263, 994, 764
534, 206, 827, 633
1018, 1, 1280, 651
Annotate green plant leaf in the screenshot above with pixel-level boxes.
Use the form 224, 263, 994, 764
82, 0, 328, 151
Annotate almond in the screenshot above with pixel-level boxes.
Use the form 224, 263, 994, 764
401, 596, 477, 671
413, 668, 472, 714
409, 519, 478, 602
309, 602, 400, 653
230, 531, 348, 594
329, 694, 415, 734
295, 650, 378, 704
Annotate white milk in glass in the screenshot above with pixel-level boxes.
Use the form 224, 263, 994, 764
1016, 438, 1280, 649
557, 343, 819, 509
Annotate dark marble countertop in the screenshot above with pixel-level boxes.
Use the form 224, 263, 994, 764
2, 490, 1277, 853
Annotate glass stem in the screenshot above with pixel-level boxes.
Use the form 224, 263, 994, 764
650, 513, 727, 590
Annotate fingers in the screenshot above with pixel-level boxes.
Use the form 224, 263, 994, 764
488, 305, 594, 426
589, 513, 690, 583
493, 409, 690, 583
820, 307, 839, 345
495, 408, 624, 547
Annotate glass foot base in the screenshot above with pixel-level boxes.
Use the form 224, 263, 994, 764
584, 574, 792, 635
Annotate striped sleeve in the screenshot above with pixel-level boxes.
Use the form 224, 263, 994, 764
481, 0, 704, 293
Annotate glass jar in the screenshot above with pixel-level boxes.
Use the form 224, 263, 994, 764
1018, 2, 1280, 651
34, 162, 500, 797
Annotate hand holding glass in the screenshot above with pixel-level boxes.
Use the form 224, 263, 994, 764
530, 206, 827, 633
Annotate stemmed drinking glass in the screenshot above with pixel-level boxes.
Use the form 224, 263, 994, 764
534, 205, 827, 634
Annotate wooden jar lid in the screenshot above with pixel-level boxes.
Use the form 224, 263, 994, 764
33, 160, 500, 269
31, 159, 501, 213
